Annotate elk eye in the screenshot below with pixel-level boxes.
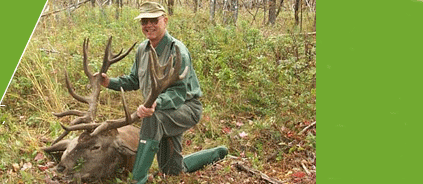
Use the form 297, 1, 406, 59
91, 145, 101, 151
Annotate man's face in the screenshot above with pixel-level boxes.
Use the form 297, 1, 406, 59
141, 16, 168, 44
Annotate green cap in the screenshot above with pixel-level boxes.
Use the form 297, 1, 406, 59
134, 2, 166, 20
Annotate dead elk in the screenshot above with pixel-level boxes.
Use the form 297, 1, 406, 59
43, 125, 140, 181
42, 36, 188, 181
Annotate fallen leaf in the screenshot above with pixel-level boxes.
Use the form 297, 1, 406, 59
292, 171, 305, 178
12, 163, 20, 172
239, 131, 248, 138
222, 127, 232, 134
34, 152, 44, 161
204, 115, 210, 122
287, 131, 294, 138
186, 140, 192, 146
38, 165, 49, 171
21, 162, 32, 171
46, 162, 55, 168
236, 121, 244, 127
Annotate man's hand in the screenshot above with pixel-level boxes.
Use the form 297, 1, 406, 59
137, 101, 157, 118
93, 72, 110, 87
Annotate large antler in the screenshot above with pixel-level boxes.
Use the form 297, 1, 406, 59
51, 36, 136, 145
61, 45, 189, 136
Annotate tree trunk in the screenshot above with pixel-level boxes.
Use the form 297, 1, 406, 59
300, 0, 303, 31
268, 0, 276, 25
294, 0, 300, 25
232, 0, 238, 24
275, 0, 284, 18
263, 0, 267, 24
210, 0, 216, 21
168, 0, 174, 15
194, 0, 199, 13
115, 0, 122, 20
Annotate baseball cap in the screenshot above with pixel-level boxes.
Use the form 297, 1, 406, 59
134, 2, 166, 20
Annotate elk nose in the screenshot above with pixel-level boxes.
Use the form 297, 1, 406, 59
56, 165, 66, 173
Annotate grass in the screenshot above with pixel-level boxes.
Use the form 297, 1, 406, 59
1, 1, 315, 183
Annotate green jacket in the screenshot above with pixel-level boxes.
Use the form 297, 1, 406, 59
107, 31, 202, 110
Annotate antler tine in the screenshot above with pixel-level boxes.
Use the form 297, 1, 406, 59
109, 42, 136, 65
51, 131, 70, 145
64, 70, 89, 104
83, 38, 93, 83
51, 115, 92, 144
60, 122, 101, 132
121, 87, 132, 121
53, 110, 85, 118
89, 87, 137, 136
174, 46, 190, 79
112, 48, 123, 59
100, 36, 137, 74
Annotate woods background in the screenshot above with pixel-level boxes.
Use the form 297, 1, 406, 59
1, 0, 316, 183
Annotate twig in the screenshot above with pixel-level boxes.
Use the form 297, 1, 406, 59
298, 121, 316, 135
301, 162, 311, 175
40, 48, 59, 54
280, 32, 316, 36
235, 162, 284, 184
41, 0, 90, 18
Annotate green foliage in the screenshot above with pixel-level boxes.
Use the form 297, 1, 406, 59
73, 157, 86, 172
307, 132, 316, 149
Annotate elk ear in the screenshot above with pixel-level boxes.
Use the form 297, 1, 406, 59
42, 139, 71, 153
113, 138, 137, 156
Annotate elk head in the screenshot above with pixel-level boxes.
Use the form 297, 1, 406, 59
43, 125, 139, 181
42, 36, 189, 181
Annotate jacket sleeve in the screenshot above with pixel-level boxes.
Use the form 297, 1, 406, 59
107, 57, 140, 91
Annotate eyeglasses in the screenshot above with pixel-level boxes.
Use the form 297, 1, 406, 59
140, 16, 163, 26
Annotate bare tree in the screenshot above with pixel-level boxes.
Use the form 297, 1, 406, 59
275, 0, 284, 18
294, 0, 300, 25
115, 0, 123, 20
194, 0, 198, 13
210, 0, 216, 21
233, 0, 239, 24
168, 0, 175, 15
263, 0, 267, 24
268, 0, 276, 24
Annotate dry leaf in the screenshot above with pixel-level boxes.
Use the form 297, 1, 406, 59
12, 163, 20, 172
21, 162, 32, 171
239, 131, 248, 138
34, 152, 44, 161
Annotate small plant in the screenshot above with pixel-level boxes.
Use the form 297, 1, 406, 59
73, 157, 86, 172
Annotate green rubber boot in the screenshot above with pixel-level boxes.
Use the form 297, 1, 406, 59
132, 139, 159, 184
183, 146, 228, 173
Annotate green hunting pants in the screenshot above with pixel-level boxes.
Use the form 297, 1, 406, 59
139, 98, 202, 175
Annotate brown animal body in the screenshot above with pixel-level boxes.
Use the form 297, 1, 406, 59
42, 36, 188, 181
43, 125, 139, 181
